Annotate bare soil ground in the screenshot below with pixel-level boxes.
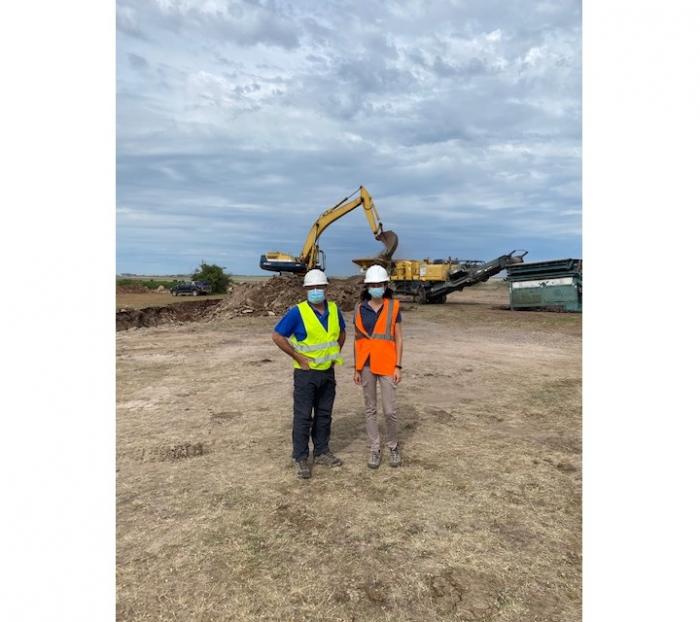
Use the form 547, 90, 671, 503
117, 292, 227, 311
116, 281, 581, 621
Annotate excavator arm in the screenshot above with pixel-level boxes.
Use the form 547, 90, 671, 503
299, 186, 396, 269
259, 186, 398, 273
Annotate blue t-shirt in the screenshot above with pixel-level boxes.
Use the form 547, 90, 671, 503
274, 301, 346, 342
358, 299, 402, 335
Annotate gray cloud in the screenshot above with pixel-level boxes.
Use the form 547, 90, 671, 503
123, 0, 301, 49
116, 4, 144, 38
117, 0, 581, 275
127, 53, 148, 70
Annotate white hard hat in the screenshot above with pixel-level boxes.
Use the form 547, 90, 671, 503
364, 264, 390, 284
303, 269, 329, 287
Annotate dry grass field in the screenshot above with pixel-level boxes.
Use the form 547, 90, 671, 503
116, 281, 581, 621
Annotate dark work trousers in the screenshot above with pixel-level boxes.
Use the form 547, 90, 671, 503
292, 367, 336, 461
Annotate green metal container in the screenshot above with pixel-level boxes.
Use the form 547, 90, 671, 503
505, 258, 582, 312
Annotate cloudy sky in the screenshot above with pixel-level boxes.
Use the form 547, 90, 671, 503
117, 0, 581, 276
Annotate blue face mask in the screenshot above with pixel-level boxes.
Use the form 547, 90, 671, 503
368, 287, 385, 299
307, 289, 326, 304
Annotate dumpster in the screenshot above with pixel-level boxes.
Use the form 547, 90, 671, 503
505, 258, 582, 312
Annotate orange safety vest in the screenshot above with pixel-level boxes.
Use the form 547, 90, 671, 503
354, 298, 400, 376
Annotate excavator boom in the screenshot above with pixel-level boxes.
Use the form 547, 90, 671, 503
260, 186, 398, 273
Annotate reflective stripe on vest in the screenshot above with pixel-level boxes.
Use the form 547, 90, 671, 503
293, 341, 339, 352
354, 299, 396, 341
312, 352, 343, 365
289, 301, 344, 370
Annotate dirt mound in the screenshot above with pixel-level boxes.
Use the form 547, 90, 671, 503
117, 299, 221, 331
206, 274, 365, 319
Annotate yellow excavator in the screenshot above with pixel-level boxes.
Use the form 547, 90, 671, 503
259, 186, 399, 273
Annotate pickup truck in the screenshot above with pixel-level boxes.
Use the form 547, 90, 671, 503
170, 280, 213, 296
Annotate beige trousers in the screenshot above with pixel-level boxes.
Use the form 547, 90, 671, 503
361, 366, 398, 452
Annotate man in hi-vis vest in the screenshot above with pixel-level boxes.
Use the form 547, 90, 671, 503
272, 269, 346, 479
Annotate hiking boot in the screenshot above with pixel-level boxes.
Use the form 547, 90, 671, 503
314, 451, 343, 467
295, 458, 311, 479
368, 450, 381, 469
389, 446, 401, 468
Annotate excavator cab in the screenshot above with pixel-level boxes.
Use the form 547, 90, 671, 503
259, 251, 307, 273
259, 248, 326, 273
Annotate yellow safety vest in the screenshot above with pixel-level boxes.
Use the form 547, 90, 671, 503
289, 301, 344, 370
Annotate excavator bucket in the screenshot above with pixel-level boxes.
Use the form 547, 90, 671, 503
353, 230, 399, 270
375, 230, 399, 259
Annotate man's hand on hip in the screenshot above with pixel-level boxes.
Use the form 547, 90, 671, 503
296, 355, 312, 370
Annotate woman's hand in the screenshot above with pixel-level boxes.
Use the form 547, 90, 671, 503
353, 370, 362, 385
393, 368, 401, 384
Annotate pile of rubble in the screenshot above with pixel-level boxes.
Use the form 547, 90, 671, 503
205, 274, 365, 319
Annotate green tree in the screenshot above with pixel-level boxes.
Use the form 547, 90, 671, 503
191, 262, 231, 294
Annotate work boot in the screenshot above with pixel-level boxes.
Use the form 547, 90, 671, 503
314, 451, 343, 467
295, 458, 311, 479
368, 450, 381, 469
389, 446, 401, 468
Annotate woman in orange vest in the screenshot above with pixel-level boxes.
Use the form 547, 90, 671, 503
353, 265, 403, 468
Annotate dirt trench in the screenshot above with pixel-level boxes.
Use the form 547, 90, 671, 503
116, 299, 221, 331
